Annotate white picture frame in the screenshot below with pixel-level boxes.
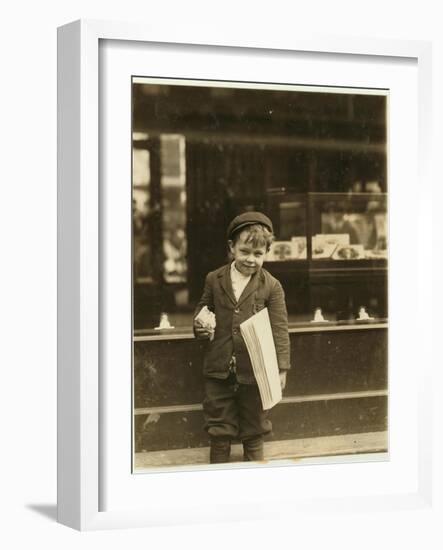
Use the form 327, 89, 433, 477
57, 19, 436, 531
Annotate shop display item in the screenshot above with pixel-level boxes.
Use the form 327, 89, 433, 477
154, 312, 175, 330
356, 306, 374, 321
266, 240, 296, 261
291, 236, 307, 259
311, 307, 330, 323
312, 234, 350, 259
332, 244, 365, 260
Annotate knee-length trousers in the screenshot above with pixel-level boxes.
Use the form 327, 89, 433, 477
203, 372, 272, 441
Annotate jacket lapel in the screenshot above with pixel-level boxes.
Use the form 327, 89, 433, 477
217, 265, 237, 306
236, 268, 263, 307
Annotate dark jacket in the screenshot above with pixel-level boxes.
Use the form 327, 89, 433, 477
194, 263, 291, 384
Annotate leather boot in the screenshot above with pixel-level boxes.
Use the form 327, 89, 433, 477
242, 436, 264, 461
209, 437, 231, 464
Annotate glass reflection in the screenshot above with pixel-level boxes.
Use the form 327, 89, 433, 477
312, 193, 387, 260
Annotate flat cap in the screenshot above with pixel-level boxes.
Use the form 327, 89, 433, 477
227, 211, 274, 239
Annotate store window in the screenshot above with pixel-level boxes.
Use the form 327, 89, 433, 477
132, 79, 387, 332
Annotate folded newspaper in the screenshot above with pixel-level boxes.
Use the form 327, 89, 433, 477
240, 308, 282, 410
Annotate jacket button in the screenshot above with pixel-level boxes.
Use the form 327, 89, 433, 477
233, 329, 238, 334
234, 308, 240, 313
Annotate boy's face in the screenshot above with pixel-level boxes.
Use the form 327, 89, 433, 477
228, 230, 267, 276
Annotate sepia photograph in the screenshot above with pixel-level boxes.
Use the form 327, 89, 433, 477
131, 78, 388, 472
54, 15, 438, 534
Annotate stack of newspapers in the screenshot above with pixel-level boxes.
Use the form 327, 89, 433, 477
240, 308, 282, 410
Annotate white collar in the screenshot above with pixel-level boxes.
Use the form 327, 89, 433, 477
231, 261, 251, 280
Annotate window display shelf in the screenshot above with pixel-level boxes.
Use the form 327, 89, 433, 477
134, 318, 388, 341
266, 191, 387, 263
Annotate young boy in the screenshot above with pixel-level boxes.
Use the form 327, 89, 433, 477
194, 211, 291, 464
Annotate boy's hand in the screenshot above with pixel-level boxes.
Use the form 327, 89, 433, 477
279, 371, 287, 391
194, 318, 213, 340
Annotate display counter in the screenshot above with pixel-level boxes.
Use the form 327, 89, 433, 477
133, 321, 387, 454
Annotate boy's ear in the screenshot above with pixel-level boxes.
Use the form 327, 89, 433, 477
227, 239, 234, 254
